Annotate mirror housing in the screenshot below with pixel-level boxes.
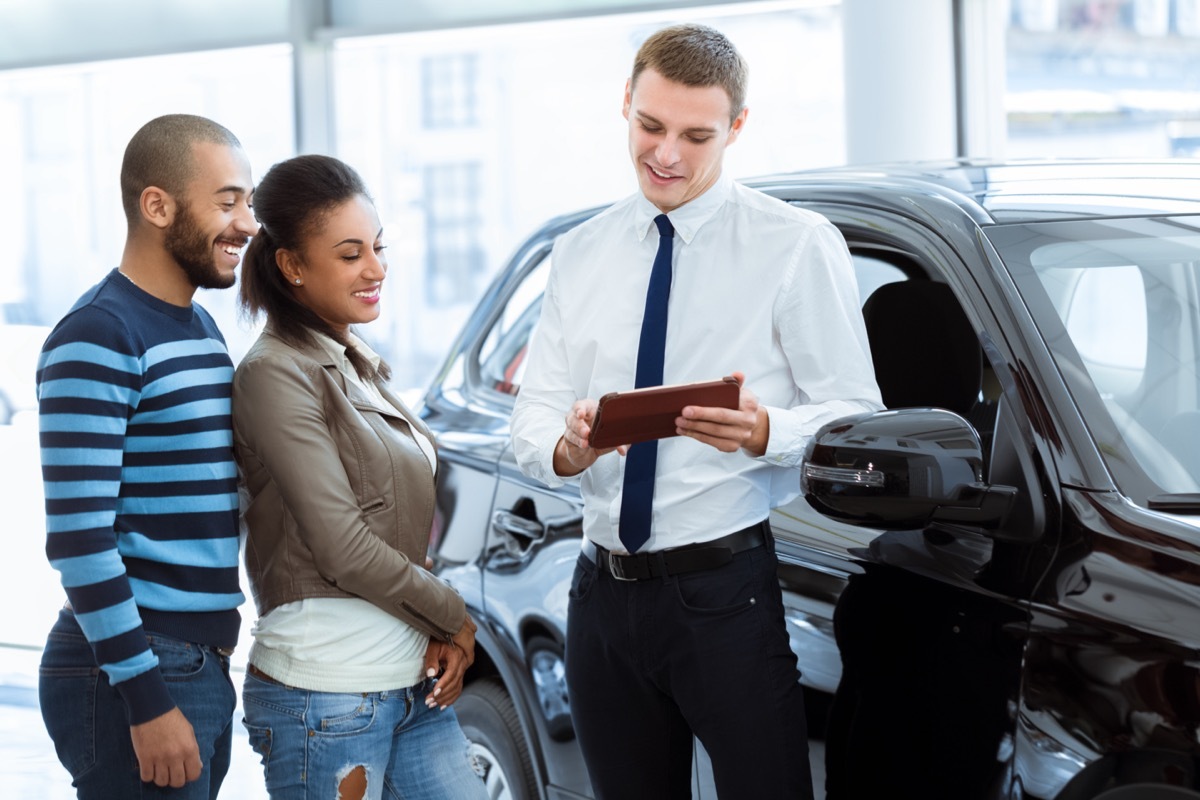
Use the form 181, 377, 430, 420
802, 408, 1016, 530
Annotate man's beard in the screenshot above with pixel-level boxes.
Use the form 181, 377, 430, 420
165, 201, 237, 290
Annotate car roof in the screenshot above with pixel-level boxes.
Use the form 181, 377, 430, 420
746, 158, 1200, 225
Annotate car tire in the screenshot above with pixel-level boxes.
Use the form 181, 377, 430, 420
1092, 786, 1200, 799
526, 635, 575, 742
458, 677, 536, 800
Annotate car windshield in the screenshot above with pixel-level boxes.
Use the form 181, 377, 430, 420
988, 215, 1200, 506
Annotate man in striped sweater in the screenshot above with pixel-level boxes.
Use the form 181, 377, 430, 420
36, 114, 258, 797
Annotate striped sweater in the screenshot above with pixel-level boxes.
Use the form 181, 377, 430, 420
37, 269, 243, 724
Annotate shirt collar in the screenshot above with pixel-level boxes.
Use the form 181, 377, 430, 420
632, 170, 733, 246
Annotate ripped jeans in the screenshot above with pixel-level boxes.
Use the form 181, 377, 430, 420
242, 671, 487, 800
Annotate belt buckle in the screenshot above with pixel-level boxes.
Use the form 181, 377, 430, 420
608, 552, 636, 582
216, 646, 234, 658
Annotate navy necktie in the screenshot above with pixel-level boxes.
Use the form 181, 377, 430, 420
618, 213, 674, 553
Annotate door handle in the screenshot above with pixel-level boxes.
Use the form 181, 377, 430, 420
491, 510, 546, 541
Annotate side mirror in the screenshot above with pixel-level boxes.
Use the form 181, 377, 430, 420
801, 408, 1016, 530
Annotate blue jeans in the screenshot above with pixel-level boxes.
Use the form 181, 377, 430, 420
39, 608, 236, 799
242, 671, 488, 800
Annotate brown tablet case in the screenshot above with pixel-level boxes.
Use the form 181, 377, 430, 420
589, 377, 740, 449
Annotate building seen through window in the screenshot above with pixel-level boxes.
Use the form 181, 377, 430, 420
424, 161, 486, 306
1006, 0, 1200, 158
422, 52, 480, 129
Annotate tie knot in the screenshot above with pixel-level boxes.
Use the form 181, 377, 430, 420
654, 214, 674, 239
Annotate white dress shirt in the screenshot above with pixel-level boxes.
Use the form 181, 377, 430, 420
510, 172, 883, 553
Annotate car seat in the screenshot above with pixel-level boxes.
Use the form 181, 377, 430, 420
861, 279, 982, 415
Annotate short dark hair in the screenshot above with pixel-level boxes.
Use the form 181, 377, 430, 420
631, 24, 748, 122
120, 114, 242, 226
240, 154, 388, 382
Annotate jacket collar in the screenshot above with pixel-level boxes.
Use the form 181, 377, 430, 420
260, 323, 430, 437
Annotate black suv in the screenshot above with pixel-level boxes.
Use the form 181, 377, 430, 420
420, 160, 1200, 800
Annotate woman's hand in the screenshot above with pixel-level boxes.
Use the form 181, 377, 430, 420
422, 614, 478, 709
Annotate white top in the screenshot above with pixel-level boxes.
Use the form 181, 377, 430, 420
510, 173, 883, 552
249, 332, 437, 693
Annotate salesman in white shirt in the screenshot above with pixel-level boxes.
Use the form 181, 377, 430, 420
510, 22, 883, 800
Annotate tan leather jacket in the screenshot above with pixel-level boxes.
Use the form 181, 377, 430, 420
232, 328, 465, 643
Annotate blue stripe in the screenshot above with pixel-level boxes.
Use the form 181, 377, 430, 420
43, 479, 122, 500
121, 462, 237, 483
144, 367, 233, 398
40, 447, 125, 467
98, 650, 159, 685
51, 552, 126, 587
39, 342, 140, 374
120, 531, 241, 567
38, 377, 141, 404
119, 493, 239, 515
144, 338, 228, 367
127, 580, 244, 611
133, 398, 231, 425
74, 600, 143, 643
39, 413, 127, 435
124, 430, 232, 452
46, 511, 116, 534
124, 447, 231, 467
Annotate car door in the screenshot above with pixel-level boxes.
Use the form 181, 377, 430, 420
429, 229, 596, 797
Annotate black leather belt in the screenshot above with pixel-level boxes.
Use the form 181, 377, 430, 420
583, 521, 768, 582
247, 663, 283, 685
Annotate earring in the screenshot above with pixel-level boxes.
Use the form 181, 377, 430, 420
294, 279, 302, 285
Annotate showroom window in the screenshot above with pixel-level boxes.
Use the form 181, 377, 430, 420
422, 53, 480, 129
0, 45, 294, 362
332, 1, 846, 391
1007, 0, 1200, 158
424, 161, 487, 305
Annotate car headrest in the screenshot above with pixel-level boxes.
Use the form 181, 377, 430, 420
862, 280, 982, 415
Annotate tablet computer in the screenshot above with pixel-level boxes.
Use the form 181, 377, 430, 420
589, 377, 740, 449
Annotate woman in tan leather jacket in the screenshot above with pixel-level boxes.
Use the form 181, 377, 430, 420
232, 155, 486, 800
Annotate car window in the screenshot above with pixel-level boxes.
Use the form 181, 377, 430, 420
852, 254, 908, 304
1058, 265, 1148, 396
990, 216, 1200, 499
477, 250, 551, 397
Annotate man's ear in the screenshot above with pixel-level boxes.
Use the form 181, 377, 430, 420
139, 186, 175, 230
726, 106, 749, 146
622, 77, 633, 120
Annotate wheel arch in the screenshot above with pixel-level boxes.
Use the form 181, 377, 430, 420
463, 612, 555, 799
1053, 749, 1200, 800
